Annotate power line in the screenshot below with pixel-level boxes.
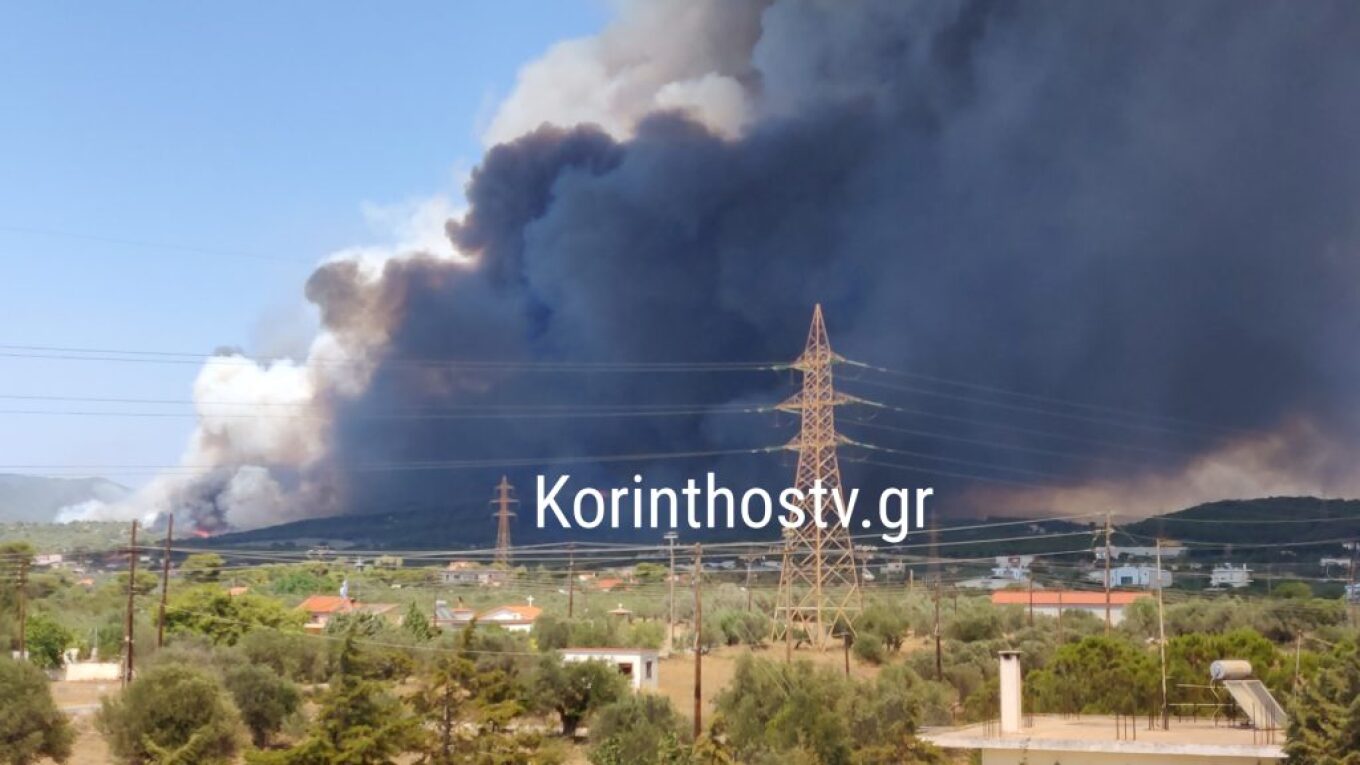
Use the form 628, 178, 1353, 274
841, 357, 1245, 437
0, 344, 787, 373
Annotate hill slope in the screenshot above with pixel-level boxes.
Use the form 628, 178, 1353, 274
0, 473, 130, 523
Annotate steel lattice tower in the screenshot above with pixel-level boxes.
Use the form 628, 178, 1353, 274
772, 305, 862, 652
492, 475, 517, 569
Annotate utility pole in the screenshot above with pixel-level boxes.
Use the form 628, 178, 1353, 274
1027, 577, 1034, 627
122, 520, 138, 686
843, 631, 851, 677
1156, 537, 1168, 730
567, 542, 576, 619
744, 553, 754, 612
17, 558, 28, 662
1349, 538, 1358, 629
1056, 589, 1064, 643
1104, 512, 1113, 635
933, 578, 942, 681
665, 532, 678, 647
491, 476, 518, 570
772, 305, 861, 651
692, 543, 703, 741
157, 515, 173, 649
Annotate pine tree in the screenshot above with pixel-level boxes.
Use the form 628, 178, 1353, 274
403, 602, 437, 642
250, 632, 419, 765
1286, 641, 1360, 765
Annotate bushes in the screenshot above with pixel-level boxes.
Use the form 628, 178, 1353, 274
97, 663, 242, 765
235, 630, 329, 684
0, 655, 73, 765
1026, 636, 1159, 715
588, 694, 690, 765
716, 610, 769, 647
852, 632, 886, 664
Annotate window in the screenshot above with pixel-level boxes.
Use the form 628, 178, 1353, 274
645, 660, 653, 679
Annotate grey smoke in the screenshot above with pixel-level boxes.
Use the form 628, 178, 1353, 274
171, 0, 1360, 536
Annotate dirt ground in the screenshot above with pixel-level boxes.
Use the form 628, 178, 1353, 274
654, 639, 925, 720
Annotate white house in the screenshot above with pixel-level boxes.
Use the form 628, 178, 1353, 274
1087, 565, 1171, 589
1210, 564, 1253, 589
560, 648, 660, 691
921, 652, 1284, 764
1095, 545, 1187, 561
958, 555, 1033, 590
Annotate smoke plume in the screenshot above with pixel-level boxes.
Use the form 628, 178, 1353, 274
105, 0, 1360, 538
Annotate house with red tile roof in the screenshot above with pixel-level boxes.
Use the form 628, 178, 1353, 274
991, 590, 1147, 625
477, 603, 542, 633
297, 595, 401, 633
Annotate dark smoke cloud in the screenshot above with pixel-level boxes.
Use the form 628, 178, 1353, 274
172, 0, 1360, 538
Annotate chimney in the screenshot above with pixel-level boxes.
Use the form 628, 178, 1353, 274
999, 650, 1023, 733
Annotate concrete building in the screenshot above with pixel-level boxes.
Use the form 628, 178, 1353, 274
921, 652, 1285, 764
990, 590, 1147, 625
560, 647, 660, 691
1210, 564, 1253, 589
442, 561, 510, 586
1086, 565, 1171, 589
1095, 545, 1187, 561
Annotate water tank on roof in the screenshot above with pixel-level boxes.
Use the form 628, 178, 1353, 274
1210, 659, 1253, 681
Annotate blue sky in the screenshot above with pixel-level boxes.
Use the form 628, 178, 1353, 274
0, 2, 608, 483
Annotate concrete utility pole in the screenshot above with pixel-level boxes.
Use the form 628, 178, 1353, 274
491, 476, 518, 570
1156, 537, 1169, 730
692, 543, 703, 741
157, 514, 173, 649
772, 305, 861, 651
1104, 512, 1113, 635
123, 520, 138, 686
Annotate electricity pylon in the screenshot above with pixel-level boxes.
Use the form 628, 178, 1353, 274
773, 304, 862, 653
491, 476, 517, 570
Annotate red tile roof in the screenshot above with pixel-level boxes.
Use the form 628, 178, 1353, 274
298, 595, 355, 614
480, 604, 542, 621
991, 590, 1147, 607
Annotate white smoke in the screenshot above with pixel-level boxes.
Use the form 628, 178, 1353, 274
63, 194, 467, 530
483, 0, 764, 144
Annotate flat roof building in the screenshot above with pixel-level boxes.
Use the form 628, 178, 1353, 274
921, 651, 1285, 764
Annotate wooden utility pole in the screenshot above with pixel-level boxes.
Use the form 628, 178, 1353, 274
17, 558, 28, 662
1056, 589, 1064, 643
156, 515, 173, 649
666, 532, 678, 647
1156, 538, 1168, 730
122, 520, 138, 686
1104, 512, 1113, 635
1027, 577, 1034, 627
1349, 538, 1358, 629
692, 543, 703, 740
933, 578, 942, 681
744, 554, 754, 612
567, 543, 576, 619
